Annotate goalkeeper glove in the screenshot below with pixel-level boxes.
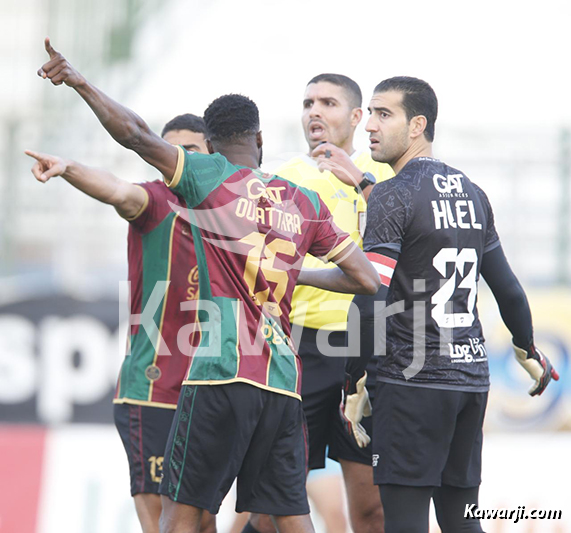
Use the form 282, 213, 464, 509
513, 343, 559, 397
340, 372, 372, 448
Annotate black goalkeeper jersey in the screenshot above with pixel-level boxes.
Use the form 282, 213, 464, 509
364, 157, 500, 391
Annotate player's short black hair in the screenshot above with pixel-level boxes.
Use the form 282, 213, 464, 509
374, 76, 438, 142
307, 73, 362, 108
203, 94, 260, 142
161, 113, 206, 138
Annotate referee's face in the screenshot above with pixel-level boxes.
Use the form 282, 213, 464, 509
302, 82, 358, 152
366, 90, 410, 165
162, 129, 208, 154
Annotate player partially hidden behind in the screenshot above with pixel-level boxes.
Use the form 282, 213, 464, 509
316, 76, 559, 533
35, 38, 381, 533
25, 109, 217, 533
248, 74, 392, 533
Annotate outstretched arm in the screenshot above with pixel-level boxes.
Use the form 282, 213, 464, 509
297, 243, 380, 295
25, 149, 147, 219
37, 37, 178, 179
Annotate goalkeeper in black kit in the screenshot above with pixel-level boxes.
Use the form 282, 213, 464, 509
303, 76, 559, 533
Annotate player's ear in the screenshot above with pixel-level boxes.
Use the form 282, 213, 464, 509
410, 115, 427, 139
256, 131, 263, 149
350, 107, 363, 128
206, 139, 215, 154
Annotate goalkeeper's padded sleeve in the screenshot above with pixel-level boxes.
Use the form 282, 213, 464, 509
480, 244, 533, 350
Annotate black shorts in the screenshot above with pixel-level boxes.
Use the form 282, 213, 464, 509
297, 326, 374, 470
372, 382, 488, 488
114, 403, 175, 496
160, 383, 310, 516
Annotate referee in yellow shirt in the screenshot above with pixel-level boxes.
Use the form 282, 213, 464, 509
246, 74, 393, 533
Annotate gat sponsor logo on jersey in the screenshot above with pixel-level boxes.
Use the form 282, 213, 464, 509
433, 173, 467, 197
234, 177, 302, 235
246, 177, 286, 204
431, 173, 482, 231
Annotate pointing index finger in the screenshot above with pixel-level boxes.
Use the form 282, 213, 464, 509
44, 37, 58, 59
24, 149, 44, 162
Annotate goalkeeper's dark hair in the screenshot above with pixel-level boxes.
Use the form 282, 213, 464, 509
374, 76, 438, 142
203, 94, 260, 142
307, 73, 362, 108
161, 113, 206, 138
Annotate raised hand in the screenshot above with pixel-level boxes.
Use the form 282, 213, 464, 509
35, 37, 179, 180
311, 141, 363, 187
24, 150, 67, 182
37, 37, 85, 87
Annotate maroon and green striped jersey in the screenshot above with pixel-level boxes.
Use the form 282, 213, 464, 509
114, 180, 200, 409
168, 146, 351, 399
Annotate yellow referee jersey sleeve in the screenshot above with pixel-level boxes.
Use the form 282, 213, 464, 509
276, 151, 393, 331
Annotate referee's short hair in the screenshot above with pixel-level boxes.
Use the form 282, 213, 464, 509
307, 73, 362, 109
374, 77, 438, 142
161, 114, 206, 138
203, 94, 260, 142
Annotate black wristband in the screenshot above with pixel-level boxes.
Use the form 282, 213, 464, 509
354, 172, 376, 194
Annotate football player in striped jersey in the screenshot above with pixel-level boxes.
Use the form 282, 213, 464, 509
37, 39, 382, 533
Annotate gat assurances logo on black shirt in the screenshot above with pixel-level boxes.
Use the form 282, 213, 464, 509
430, 172, 483, 231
